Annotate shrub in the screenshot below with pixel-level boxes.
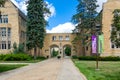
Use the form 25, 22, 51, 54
78, 56, 96, 61
13, 42, 25, 54
77, 56, 120, 61
3, 53, 32, 61
72, 55, 78, 59
100, 56, 120, 61
0, 54, 6, 61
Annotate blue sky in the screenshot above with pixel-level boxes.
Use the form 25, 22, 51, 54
11, 0, 107, 33
45, 0, 78, 30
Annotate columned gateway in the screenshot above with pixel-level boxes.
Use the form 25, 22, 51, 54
41, 33, 75, 58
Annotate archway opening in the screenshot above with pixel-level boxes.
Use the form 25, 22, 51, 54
50, 45, 59, 57
63, 45, 71, 57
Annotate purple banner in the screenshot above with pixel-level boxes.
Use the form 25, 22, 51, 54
92, 35, 97, 53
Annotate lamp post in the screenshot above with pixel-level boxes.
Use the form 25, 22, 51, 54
59, 42, 62, 57
96, 32, 99, 70
92, 23, 102, 70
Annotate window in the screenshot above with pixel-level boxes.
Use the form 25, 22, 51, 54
52, 36, 56, 41
0, 17, 2, 23
111, 43, 115, 48
65, 35, 70, 40
8, 41, 11, 49
59, 36, 63, 40
8, 28, 11, 37
0, 28, 11, 50
2, 41, 6, 49
111, 26, 120, 49
1, 27, 6, 37
111, 43, 120, 49
4, 15, 8, 23
0, 15, 8, 23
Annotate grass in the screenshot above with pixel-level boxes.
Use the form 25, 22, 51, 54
73, 59, 120, 80
0, 57, 47, 63
0, 64, 27, 73
0, 59, 45, 63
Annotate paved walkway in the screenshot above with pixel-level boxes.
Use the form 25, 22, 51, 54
0, 58, 87, 80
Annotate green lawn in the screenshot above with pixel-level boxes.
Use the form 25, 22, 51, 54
73, 59, 120, 80
0, 60, 44, 63
0, 64, 27, 73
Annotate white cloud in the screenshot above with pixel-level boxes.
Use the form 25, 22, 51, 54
10, 0, 56, 19
44, 2, 56, 20
18, 0, 28, 15
47, 22, 75, 33
97, 0, 107, 12
11, 0, 27, 15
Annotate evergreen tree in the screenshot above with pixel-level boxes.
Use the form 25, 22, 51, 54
26, 0, 50, 59
72, 0, 98, 56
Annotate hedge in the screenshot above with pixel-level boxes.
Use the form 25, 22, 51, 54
72, 56, 120, 61
0, 53, 32, 61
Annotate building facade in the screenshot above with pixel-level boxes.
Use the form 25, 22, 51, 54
102, 0, 120, 56
0, 0, 26, 53
29, 33, 76, 57
1, 0, 120, 57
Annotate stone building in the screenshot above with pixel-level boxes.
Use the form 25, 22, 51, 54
30, 33, 76, 57
102, 0, 120, 56
0, 0, 120, 57
0, 0, 26, 53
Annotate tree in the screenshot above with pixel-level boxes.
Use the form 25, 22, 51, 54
0, 0, 6, 6
111, 9, 120, 48
65, 47, 71, 56
52, 48, 58, 57
13, 42, 25, 54
72, 0, 98, 56
26, 0, 50, 59
0, 0, 6, 15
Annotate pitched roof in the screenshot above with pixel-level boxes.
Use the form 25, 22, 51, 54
9, 0, 27, 20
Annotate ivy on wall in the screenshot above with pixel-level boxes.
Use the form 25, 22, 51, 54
111, 9, 120, 47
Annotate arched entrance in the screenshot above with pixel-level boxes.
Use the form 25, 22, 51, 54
50, 44, 59, 57
63, 44, 72, 57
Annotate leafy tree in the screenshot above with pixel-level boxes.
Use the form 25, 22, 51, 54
111, 9, 120, 48
52, 48, 58, 57
0, 0, 6, 6
0, 0, 6, 15
26, 0, 50, 59
13, 42, 25, 53
72, 0, 98, 56
65, 47, 71, 56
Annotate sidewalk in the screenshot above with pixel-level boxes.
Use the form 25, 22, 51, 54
0, 58, 87, 80
57, 58, 87, 80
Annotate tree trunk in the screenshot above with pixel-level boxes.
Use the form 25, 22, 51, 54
34, 47, 37, 60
